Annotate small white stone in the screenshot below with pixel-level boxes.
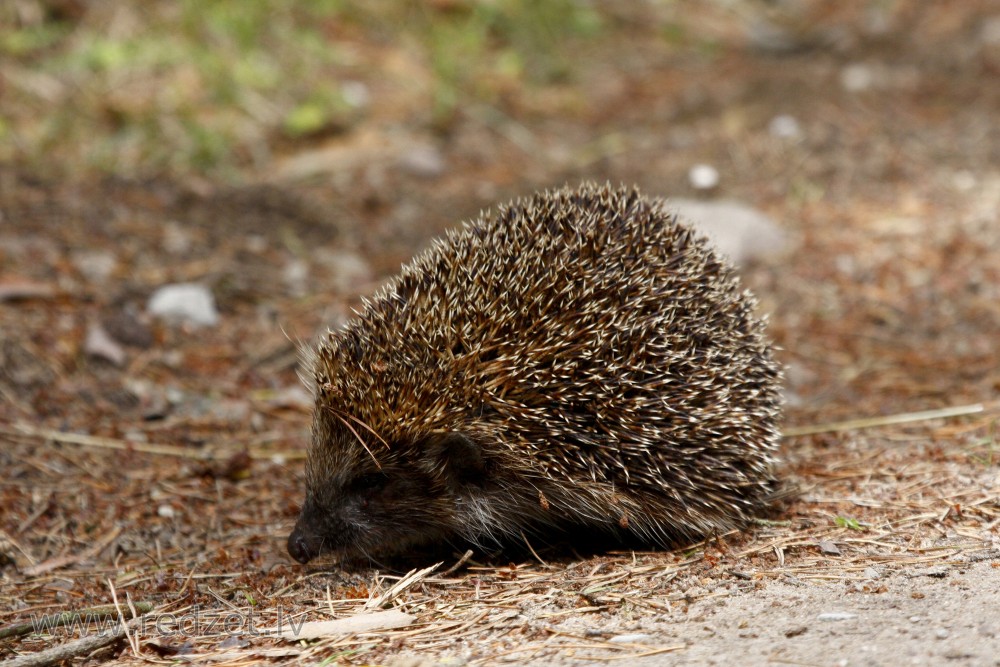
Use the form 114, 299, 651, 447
935, 628, 950, 639
341, 81, 371, 108
769, 114, 802, 139
952, 170, 977, 192
817, 612, 857, 622
317, 249, 373, 294
246, 235, 268, 253
84, 321, 126, 366
399, 144, 446, 178
688, 163, 719, 190
72, 250, 117, 283
669, 199, 787, 265
157, 504, 175, 518
608, 633, 654, 644
148, 283, 219, 327
841, 63, 874, 92
164, 222, 193, 255
981, 16, 1000, 45
283, 258, 310, 297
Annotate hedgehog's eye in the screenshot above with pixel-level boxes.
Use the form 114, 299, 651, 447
349, 472, 388, 494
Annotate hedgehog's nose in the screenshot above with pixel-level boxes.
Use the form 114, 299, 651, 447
287, 524, 319, 564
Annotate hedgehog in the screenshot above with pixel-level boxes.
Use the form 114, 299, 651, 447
287, 182, 782, 565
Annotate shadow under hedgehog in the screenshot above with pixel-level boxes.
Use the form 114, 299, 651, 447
287, 182, 782, 566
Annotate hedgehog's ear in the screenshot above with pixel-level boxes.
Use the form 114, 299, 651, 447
423, 432, 486, 489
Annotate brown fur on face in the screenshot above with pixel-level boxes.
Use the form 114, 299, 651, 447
287, 183, 782, 565
288, 420, 497, 563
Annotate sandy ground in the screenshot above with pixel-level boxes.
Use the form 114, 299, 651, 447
656, 561, 1000, 667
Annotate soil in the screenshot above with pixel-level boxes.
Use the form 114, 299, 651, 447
2, 2, 1000, 666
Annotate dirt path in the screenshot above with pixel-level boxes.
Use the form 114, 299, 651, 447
627, 560, 1000, 667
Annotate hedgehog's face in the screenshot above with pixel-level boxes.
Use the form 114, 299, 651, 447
287, 419, 489, 565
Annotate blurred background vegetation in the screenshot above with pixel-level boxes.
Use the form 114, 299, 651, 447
4, 1, 990, 187
0, 0, 621, 179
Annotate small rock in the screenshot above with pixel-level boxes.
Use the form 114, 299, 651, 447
669, 199, 787, 265
781, 574, 807, 587
399, 144, 446, 178
260, 385, 313, 410
768, 114, 802, 140
817, 539, 841, 556
863, 567, 882, 579
784, 626, 807, 638
216, 636, 249, 650
608, 633, 654, 644
245, 235, 268, 254
283, 258, 309, 297
841, 63, 874, 92
84, 321, 126, 366
688, 164, 719, 190
935, 628, 949, 640
164, 222, 194, 255
944, 651, 975, 660
341, 80, 371, 109
385, 657, 431, 667
817, 612, 857, 622
952, 170, 977, 192
122, 430, 149, 443
981, 15, 1000, 45
317, 249, 373, 294
744, 17, 802, 54
71, 250, 118, 283
863, 6, 893, 36
148, 283, 219, 327
157, 504, 175, 518
209, 399, 251, 424
385, 657, 445, 667
909, 566, 948, 579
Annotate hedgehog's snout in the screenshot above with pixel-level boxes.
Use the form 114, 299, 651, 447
287, 517, 323, 564
288, 525, 319, 565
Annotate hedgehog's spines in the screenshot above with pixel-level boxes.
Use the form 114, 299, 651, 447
291, 182, 782, 563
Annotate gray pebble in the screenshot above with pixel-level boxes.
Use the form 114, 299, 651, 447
84, 321, 126, 366
688, 164, 719, 190
72, 250, 118, 283
841, 63, 874, 92
669, 199, 788, 265
148, 283, 219, 327
768, 114, 802, 140
608, 633, 655, 644
399, 144, 446, 178
817, 612, 858, 622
